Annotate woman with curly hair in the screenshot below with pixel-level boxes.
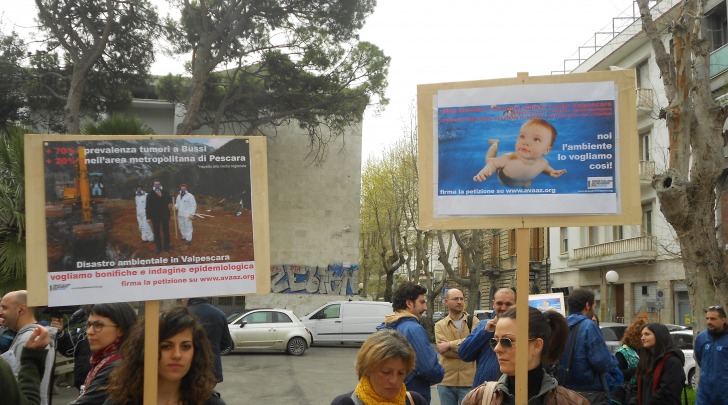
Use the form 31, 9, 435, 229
611, 318, 645, 405
104, 306, 224, 405
616, 318, 645, 384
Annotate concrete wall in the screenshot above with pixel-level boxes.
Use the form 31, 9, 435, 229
265, 122, 362, 270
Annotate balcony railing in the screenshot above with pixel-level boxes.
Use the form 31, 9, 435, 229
636, 88, 655, 116
710, 43, 728, 78
640, 160, 655, 183
568, 236, 657, 268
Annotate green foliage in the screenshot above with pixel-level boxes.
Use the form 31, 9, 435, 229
34, 0, 161, 133
82, 114, 156, 135
0, 32, 29, 129
163, 0, 389, 159
0, 126, 26, 293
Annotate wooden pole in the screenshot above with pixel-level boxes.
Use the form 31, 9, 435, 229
143, 300, 160, 405
515, 228, 531, 405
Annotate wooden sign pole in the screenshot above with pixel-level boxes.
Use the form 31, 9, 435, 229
143, 300, 160, 405
515, 228, 531, 405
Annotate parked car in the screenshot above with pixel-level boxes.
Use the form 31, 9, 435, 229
474, 309, 495, 321
431, 311, 447, 323
670, 330, 697, 388
664, 323, 691, 331
599, 322, 628, 353
300, 301, 392, 345
226, 308, 312, 355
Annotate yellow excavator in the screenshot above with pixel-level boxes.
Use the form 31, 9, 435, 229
70, 147, 106, 258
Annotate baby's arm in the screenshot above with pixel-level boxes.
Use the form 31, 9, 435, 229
544, 165, 567, 178
474, 154, 509, 182
473, 161, 496, 181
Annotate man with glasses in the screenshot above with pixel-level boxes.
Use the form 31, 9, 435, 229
379, 281, 444, 403
458, 287, 516, 387
435, 288, 479, 405
695, 305, 728, 405
0, 290, 57, 405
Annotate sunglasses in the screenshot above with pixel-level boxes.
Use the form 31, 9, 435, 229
708, 306, 723, 310
489, 337, 536, 350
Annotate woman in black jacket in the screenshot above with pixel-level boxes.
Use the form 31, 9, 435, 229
631, 323, 685, 405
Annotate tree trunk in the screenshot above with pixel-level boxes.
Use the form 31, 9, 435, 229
65, 70, 87, 134
638, 0, 728, 329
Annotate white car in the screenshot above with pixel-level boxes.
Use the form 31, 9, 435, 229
226, 308, 312, 355
670, 330, 697, 388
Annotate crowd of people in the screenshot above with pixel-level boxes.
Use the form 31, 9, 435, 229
0, 285, 724, 405
331, 283, 724, 405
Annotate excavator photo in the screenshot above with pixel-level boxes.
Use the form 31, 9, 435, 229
64, 147, 107, 262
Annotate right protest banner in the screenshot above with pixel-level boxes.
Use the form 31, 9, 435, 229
418, 70, 641, 229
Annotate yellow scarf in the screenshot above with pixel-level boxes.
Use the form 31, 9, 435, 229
354, 375, 408, 405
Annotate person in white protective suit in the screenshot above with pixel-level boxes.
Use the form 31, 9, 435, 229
174, 183, 197, 244
135, 185, 154, 242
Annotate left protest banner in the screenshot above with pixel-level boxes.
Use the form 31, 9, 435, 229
24, 135, 270, 307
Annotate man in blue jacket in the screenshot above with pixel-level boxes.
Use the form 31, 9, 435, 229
378, 282, 444, 403
557, 288, 618, 392
695, 305, 728, 405
458, 287, 516, 387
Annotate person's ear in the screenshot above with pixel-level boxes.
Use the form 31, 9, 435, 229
405, 299, 414, 310
532, 337, 544, 355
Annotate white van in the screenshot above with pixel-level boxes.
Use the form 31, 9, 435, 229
300, 301, 392, 344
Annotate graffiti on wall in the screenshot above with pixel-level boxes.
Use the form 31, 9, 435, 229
271, 264, 359, 295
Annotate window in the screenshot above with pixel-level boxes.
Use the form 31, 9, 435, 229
243, 311, 272, 324
274, 312, 292, 323
642, 204, 653, 236
708, 2, 728, 51
320, 304, 341, 319
588, 226, 599, 245
560, 227, 569, 254
636, 60, 649, 89
508, 229, 516, 256
612, 226, 623, 241
640, 132, 651, 161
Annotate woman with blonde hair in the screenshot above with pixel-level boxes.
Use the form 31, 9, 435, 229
330, 329, 427, 405
463, 307, 588, 405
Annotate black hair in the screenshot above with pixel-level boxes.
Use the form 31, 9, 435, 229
501, 306, 569, 365
88, 302, 137, 346
567, 288, 595, 315
708, 305, 727, 318
392, 282, 427, 311
636, 322, 674, 376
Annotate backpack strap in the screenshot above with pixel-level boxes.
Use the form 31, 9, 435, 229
560, 320, 582, 385
651, 352, 673, 393
466, 314, 474, 332
406, 391, 413, 405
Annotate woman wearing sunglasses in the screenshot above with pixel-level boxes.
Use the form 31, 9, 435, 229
69, 302, 137, 405
462, 306, 588, 405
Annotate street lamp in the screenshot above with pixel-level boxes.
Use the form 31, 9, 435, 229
605, 270, 619, 322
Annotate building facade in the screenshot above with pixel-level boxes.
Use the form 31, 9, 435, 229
549, 0, 728, 326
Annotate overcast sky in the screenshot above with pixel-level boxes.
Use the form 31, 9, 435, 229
2, 0, 639, 162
